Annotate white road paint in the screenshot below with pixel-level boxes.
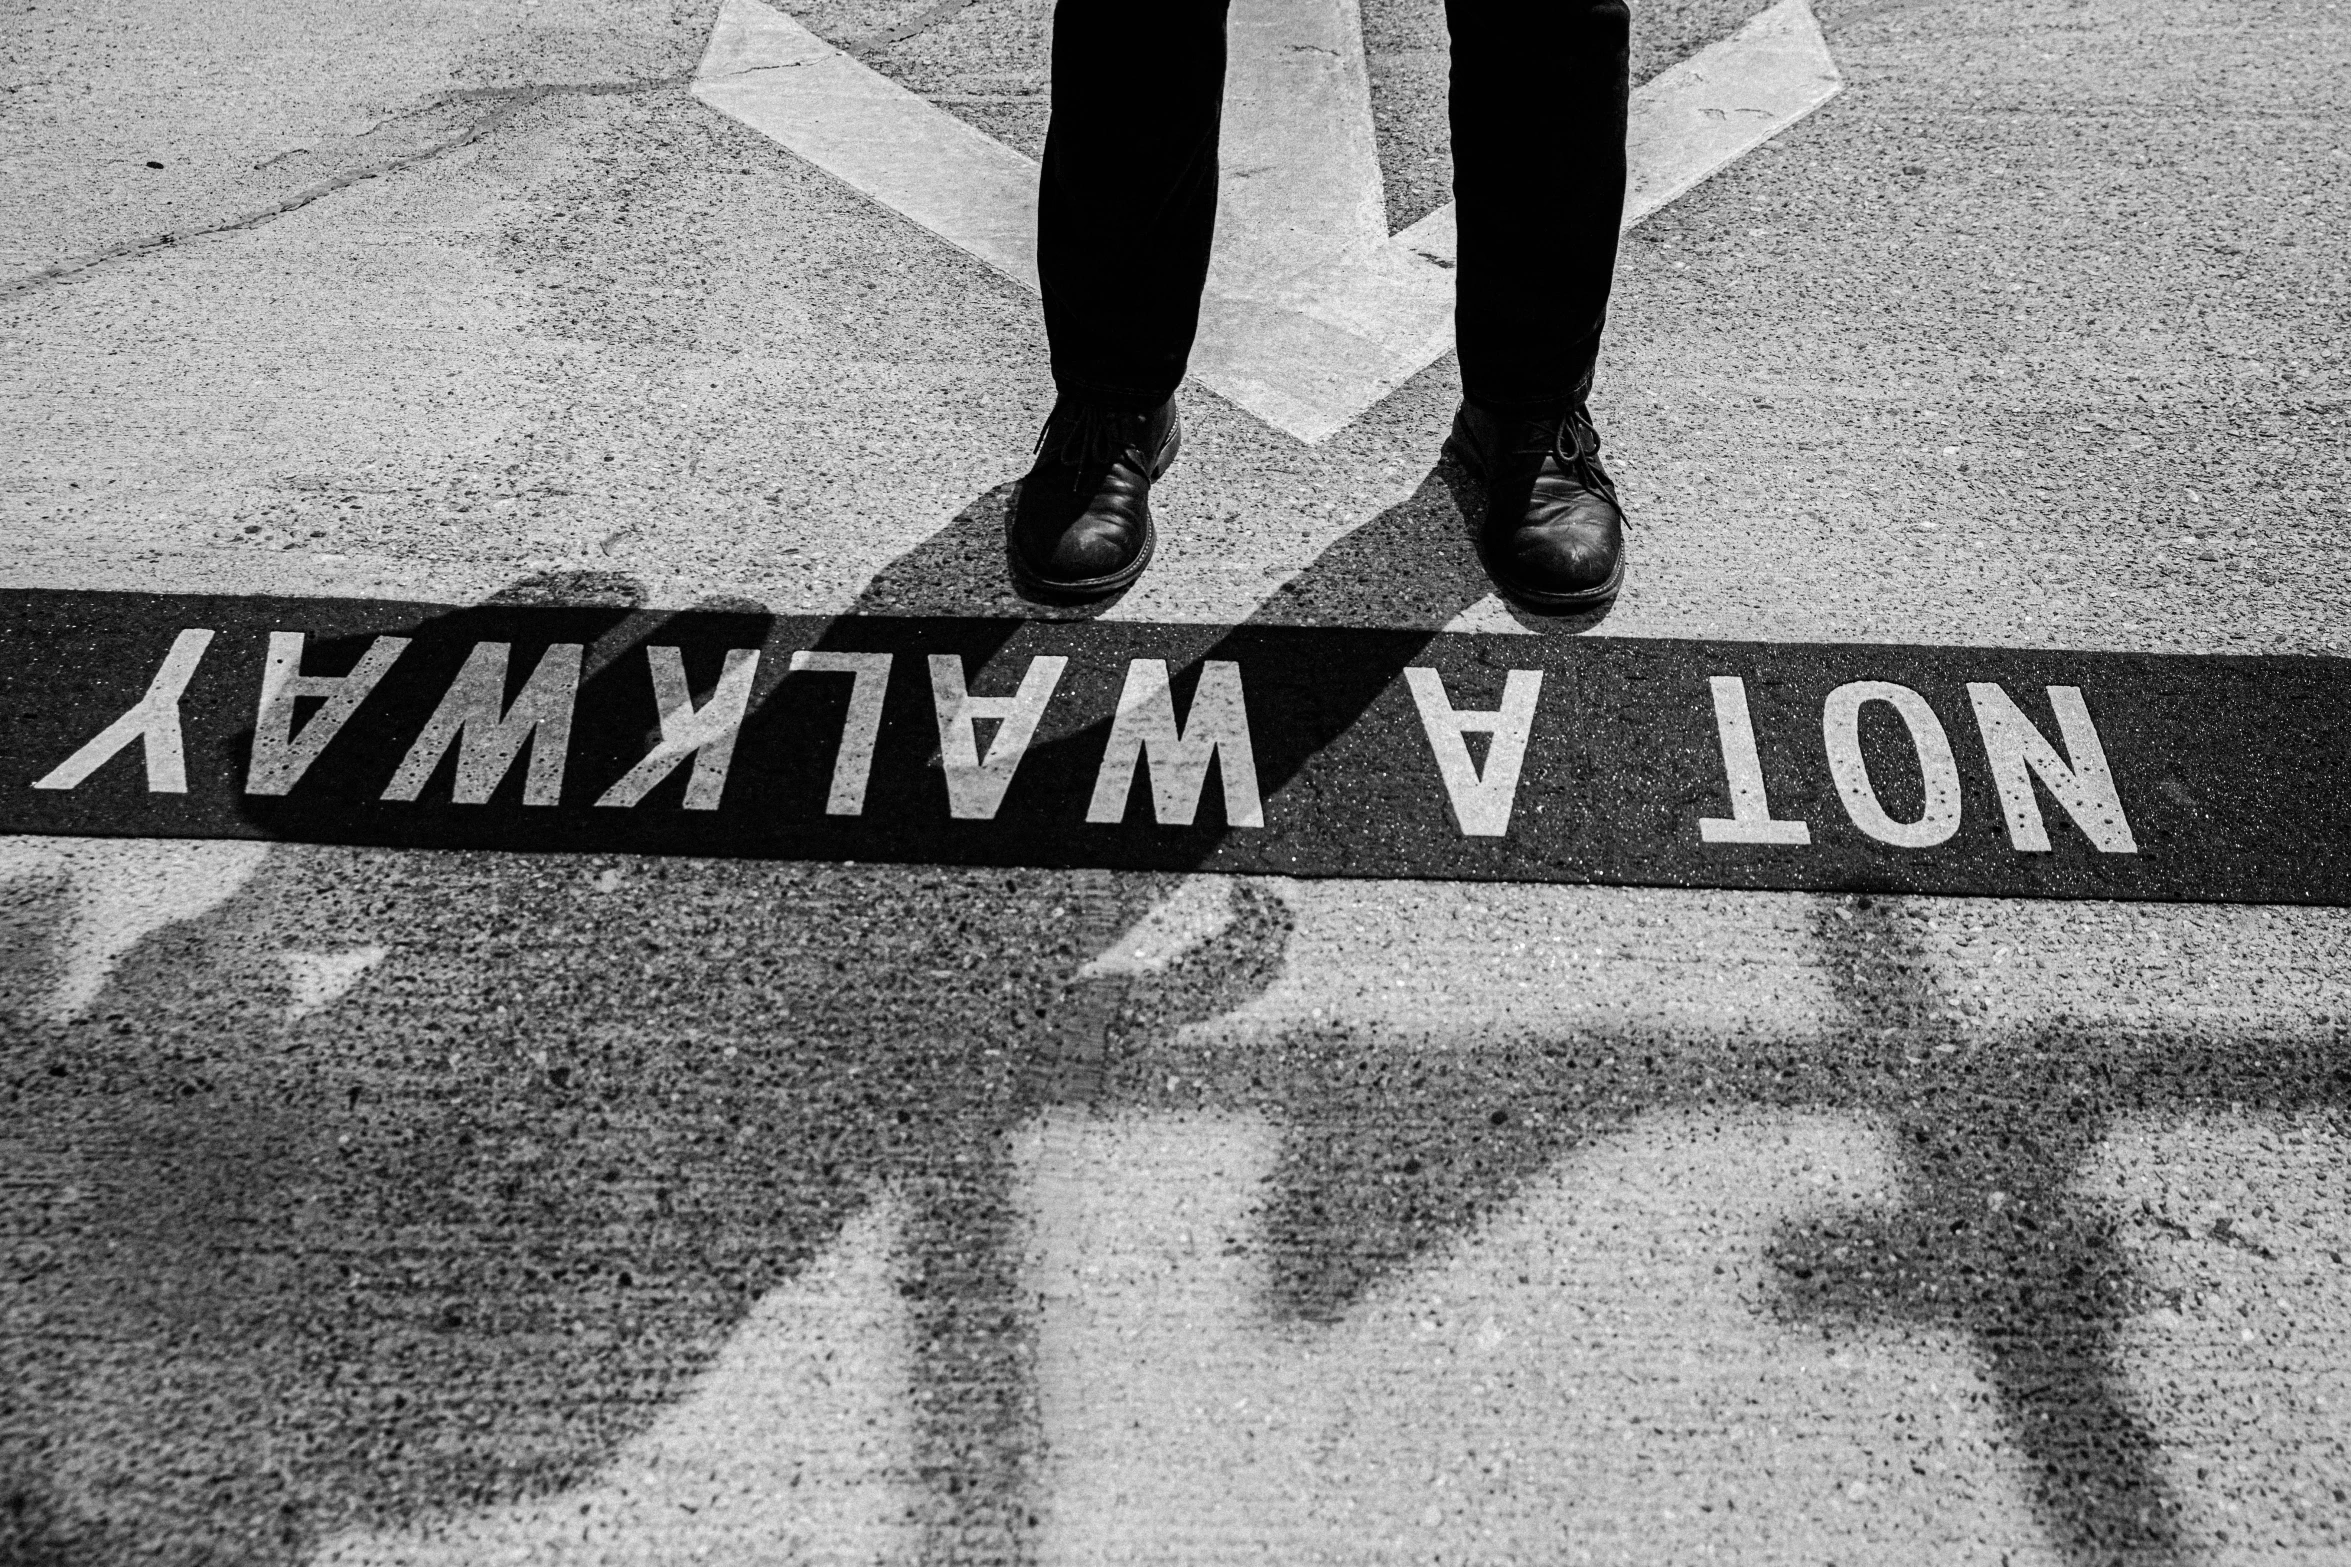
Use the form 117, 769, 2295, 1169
249, 633, 412, 796
691, 0, 1038, 286
1699, 674, 1813, 845
281, 944, 387, 1021
30, 627, 214, 794
788, 650, 893, 815
1619, 0, 1845, 234
1209, 0, 1386, 294
1404, 666, 1543, 837
311, 1197, 920, 1567
595, 647, 762, 811
1085, 660, 1264, 829
1020, 1108, 2056, 1564
929, 653, 1067, 821
382, 641, 583, 808
1966, 683, 2138, 854
691, 0, 1842, 444
0, 834, 270, 1019
1078, 873, 1239, 978
1821, 679, 1964, 850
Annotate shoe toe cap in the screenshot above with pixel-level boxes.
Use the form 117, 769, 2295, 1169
1508, 516, 1621, 594
1046, 511, 1145, 577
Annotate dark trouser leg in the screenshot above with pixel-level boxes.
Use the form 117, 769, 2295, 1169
1446, 0, 1630, 418
1038, 0, 1232, 413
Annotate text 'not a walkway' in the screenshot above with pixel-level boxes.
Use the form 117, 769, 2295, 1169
4, 589, 2345, 906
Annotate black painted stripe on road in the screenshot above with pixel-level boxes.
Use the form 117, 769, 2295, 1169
5, 589, 2346, 906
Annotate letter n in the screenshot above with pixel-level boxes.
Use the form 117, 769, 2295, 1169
1965, 683, 2138, 853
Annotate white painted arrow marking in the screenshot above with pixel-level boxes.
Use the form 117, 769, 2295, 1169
1211, 0, 1387, 293
692, 0, 1842, 444
693, 0, 1039, 286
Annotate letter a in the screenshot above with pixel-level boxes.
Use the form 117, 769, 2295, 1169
1087, 659, 1264, 828
247, 632, 410, 795
1405, 667, 1542, 837
930, 654, 1066, 820
33, 628, 215, 794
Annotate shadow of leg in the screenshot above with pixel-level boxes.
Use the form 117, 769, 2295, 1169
851, 479, 1124, 622
1238, 461, 1492, 630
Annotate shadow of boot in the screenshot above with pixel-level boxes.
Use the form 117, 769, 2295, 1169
850, 479, 1126, 622
1241, 461, 1493, 630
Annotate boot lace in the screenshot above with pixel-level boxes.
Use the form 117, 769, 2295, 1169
1505, 406, 1609, 495
1036, 401, 1146, 490
1550, 409, 1606, 490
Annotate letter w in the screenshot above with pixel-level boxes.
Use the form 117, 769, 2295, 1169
383, 642, 583, 806
1086, 659, 1264, 828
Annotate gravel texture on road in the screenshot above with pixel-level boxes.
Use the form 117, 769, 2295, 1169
4, 0, 2349, 1563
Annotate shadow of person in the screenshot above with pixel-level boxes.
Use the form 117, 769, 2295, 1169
1234, 450, 1613, 637
4, 442, 1554, 1562
814, 462, 2338, 1565
0, 553, 1293, 1566
777, 476, 2323, 1565
6, 482, 2341, 1567
853, 479, 1125, 624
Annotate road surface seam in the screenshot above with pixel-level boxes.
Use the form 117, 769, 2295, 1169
1, 77, 683, 300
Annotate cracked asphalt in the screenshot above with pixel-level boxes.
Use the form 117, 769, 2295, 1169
4, 0, 2351, 1564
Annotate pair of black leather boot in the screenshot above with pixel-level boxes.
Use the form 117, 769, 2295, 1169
1006, 395, 1625, 611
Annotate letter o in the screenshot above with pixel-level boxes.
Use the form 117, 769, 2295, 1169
1821, 681, 1962, 848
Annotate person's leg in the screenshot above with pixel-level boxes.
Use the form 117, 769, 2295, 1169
1011, 0, 1230, 601
1445, 0, 1630, 416
1037, 0, 1232, 412
1440, 0, 1633, 612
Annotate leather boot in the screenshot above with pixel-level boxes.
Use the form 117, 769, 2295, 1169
1444, 400, 1626, 611
1007, 395, 1180, 601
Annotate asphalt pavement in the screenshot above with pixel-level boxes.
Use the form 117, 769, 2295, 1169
4, 0, 2350, 1563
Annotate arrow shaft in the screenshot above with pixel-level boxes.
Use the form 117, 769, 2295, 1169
1210, 0, 1388, 295
692, 0, 1843, 444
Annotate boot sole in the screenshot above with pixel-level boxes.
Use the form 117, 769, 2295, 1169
1443, 427, 1625, 614
1007, 415, 1180, 604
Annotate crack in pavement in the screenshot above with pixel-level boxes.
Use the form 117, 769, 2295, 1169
2, 76, 686, 299
840, 0, 982, 51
